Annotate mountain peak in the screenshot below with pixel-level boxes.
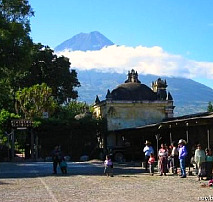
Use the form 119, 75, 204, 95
55, 31, 114, 52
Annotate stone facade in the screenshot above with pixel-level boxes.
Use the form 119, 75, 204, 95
93, 69, 175, 131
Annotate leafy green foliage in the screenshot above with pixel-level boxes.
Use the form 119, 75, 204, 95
0, 0, 34, 111
15, 83, 57, 119
0, 80, 14, 110
0, 1, 80, 110
0, 109, 20, 144
0, 0, 34, 24
23, 43, 80, 104
35, 116, 106, 160
32, 101, 107, 160
56, 101, 90, 120
0, 0, 34, 78
0, 1, 98, 161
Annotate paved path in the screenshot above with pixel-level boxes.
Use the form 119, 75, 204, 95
0, 161, 212, 202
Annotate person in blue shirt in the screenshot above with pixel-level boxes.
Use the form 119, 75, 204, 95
178, 139, 188, 178
143, 140, 154, 171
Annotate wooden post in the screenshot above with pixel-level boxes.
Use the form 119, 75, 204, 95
155, 134, 159, 158
186, 130, 189, 143
31, 129, 34, 159
169, 125, 172, 143
207, 128, 210, 149
103, 131, 108, 154
186, 122, 192, 175
11, 129, 15, 161
186, 122, 189, 143
35, 135, 38, 160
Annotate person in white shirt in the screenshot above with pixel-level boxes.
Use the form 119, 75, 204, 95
143, 140, 154, 171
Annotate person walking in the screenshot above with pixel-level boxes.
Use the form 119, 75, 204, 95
143, 140, 154, 171
51, 145, 62, 174
178, 139, 188, 178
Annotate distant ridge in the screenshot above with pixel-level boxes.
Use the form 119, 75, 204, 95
76, 69, 213, 116
55, 31, 114, 52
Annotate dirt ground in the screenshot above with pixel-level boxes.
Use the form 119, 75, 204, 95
0, 161, 212, 202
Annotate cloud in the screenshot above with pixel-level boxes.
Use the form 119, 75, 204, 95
57, 45, 213, 80
208, 23, 213, 27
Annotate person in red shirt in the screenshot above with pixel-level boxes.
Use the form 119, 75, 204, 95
148, 153, 155, 176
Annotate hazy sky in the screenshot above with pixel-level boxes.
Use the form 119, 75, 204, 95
29, 0, 213, 88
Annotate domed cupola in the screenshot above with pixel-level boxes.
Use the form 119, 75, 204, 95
125, 69, 141, 83
108, 69, 157, 101
93, 69, 175, 132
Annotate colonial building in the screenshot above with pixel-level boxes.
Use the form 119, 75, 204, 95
93, 70, 175, 154
93, 69, 175, 132
93, 70, 213, 162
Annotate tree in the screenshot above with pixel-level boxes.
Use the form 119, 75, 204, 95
0, 0, 34, 79
15, 83, 57, 119
0, 1, 80, 109
0, 80, 14, 110
23, 44, 80, 104
207, 101, 213, 112
56, 101, 91, 120
0, 0, 34, 110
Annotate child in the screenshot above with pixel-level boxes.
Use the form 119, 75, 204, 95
60, 157, 67, 174
104, 155, 113, 177
148, 153, 155, 176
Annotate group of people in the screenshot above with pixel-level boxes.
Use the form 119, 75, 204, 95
193, 144, 213, 180
52, 145, 114, 177
103, 139, 188, 178
143, 139, 213, 180
51, 142, 212, 180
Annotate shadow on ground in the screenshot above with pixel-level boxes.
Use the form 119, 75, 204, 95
0, 161, 148, 179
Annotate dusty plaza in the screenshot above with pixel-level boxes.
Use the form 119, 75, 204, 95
0, 161, 212, 202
